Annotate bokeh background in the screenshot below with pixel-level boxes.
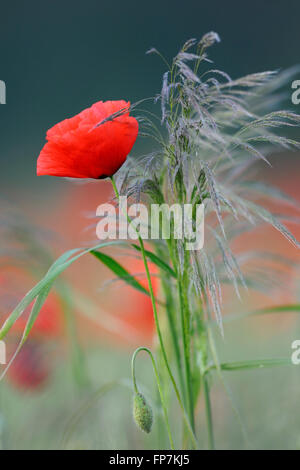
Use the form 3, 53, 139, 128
0, 0, 300, 450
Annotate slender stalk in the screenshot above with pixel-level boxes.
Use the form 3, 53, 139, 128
110, 176, 198, 448
131, 347, 175, 449
178, 274, 195, 431
159, 261, 186, 404
172, 164, 195, 435
203, 374, 215, 450
171, 234, 195, 435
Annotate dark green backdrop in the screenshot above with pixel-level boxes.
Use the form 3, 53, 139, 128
0, 0, 299, 196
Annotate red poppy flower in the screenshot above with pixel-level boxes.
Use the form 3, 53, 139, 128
7, 341, 50, 390
37, 100, 138, 179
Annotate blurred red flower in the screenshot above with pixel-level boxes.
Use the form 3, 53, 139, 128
7, 341, 50, 390
37, 100, 138, 179
10, 296, 62, 390
6, 295, 62, 390
13, 294, 63, 339
0, 269, 63, 390
0, 268, 63, 338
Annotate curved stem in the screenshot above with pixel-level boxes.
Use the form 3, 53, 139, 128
132, 347, 174, 449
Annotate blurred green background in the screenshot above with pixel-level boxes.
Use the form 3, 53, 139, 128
0, 0, 300, 450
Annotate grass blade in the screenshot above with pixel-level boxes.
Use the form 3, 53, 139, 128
223, 304, 300, 323
90, 250, 149, 296
131, 243, 176, 278
0, 241, 127, 340
206, 357, 291, 373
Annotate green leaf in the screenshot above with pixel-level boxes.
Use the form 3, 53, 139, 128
251, 305, 300, 315
22, 285, 53, 342
0, 284, 53, 381
131, 244, 176, 278
206, 358, 291, 374
90, 250, 150, 296
223, 304, 300, 323
0, 241, 126, 340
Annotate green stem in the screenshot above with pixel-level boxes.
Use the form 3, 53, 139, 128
173, 168, 195, 436
178, 274, 195, 432
110, 176, 198, 449
132, 347, 175, 449
172, 238, 194, 435
158, 258, 186, 404
203, 374, 215, 450
178, 279, 195, 431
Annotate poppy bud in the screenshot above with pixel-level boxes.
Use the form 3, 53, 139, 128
133, 393, 153, 433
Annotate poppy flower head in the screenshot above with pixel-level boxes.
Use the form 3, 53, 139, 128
37, 100, 138, 179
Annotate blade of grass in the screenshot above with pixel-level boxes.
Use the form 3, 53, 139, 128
90, 250, 149, 296
131, 244, 176, 278
0, 241, 127, 340
222, 304, 300, 324
0, 284, 52, 381
205, 357, 291, 374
